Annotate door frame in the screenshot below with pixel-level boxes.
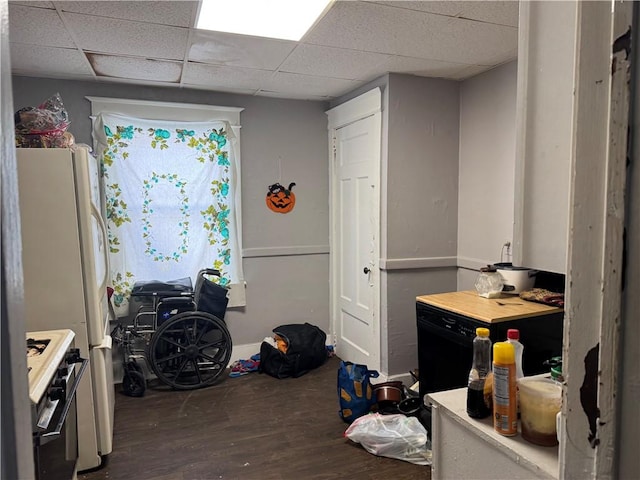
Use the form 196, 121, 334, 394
1, 0, 37, 477
542, 1, 635, 477
326, 88, 382, 371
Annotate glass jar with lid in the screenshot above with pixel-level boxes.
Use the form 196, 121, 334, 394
475, 265, 504, 298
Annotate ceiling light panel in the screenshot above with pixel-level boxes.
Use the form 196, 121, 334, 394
196, 0, 332, 41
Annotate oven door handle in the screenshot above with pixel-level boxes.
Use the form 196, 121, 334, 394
40, 357, 89, 446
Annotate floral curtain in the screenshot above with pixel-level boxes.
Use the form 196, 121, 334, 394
93, 113, 243, 317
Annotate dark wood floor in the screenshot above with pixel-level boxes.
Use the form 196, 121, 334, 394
79, 355, 431, 480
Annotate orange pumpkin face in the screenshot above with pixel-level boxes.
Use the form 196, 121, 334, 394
266, 182, 296, 213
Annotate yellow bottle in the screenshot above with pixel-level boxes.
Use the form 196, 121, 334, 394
492, 342, 517, 436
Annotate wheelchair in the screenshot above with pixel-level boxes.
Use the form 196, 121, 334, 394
112, 269, 232, 397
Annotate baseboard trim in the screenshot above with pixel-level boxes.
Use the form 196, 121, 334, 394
230, 342, 262, 364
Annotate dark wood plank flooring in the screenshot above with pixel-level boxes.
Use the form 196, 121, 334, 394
79, 355, 431, 480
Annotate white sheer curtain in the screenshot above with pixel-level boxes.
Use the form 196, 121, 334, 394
93, 112, 244, 317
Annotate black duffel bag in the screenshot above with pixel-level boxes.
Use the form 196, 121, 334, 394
259, 323, 327, 379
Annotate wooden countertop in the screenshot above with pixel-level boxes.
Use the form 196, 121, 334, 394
417, 290, 563, 323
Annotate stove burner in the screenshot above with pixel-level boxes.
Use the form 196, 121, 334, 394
27, 338, 50, 357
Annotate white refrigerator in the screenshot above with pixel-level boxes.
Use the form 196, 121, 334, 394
17, 145, 115, 471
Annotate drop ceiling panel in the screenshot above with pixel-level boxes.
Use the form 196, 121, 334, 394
10, 1, 54, 7
87, 54, 183, 83
304, 1, 517, 65
372, 1, 519, 27
182, 63, 275, 90
55, 1, 198, 27
256, 90, 332, 101
447, 63, 493, 80
8, 0, 521, 100
185, 84, 259, 96
265, 72, 362, 98
280, 44, 391, 81
10, 43, 93, 76
9, 4, 76, 47
89, 75, 185, 90
378, 55, 484, 79
62, 12, 189, 60
189, 30, 296, 70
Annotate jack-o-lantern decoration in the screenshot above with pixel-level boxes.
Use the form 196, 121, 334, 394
266, 182, 296, 214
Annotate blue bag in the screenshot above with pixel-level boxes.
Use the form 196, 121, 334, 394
338, 361, 379, 423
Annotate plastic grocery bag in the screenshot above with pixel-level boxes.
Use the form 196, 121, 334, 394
344, 413, 432, 465
14, 92, 72, 148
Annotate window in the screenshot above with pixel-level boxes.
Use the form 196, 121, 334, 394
88, 97, 245, 316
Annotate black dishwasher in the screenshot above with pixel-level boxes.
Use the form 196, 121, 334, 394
416, 301, 564, 400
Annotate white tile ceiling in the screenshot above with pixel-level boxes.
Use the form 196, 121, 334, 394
8, 0, 519, 101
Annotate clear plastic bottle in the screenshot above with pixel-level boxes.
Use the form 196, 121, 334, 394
507, 329, 524, 380
466, 327, 493, 418
507, 329, 524, 416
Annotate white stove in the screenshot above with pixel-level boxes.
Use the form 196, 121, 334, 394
27, 330, 75, 405
27, 329, 88, 480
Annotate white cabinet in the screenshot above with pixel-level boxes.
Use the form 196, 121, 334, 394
427, 386, 559, 480
513, 1, 578, 274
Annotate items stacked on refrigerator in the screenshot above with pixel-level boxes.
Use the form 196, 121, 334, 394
14, 93, 75, 148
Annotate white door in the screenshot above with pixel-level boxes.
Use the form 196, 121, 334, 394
327, 88, 381, 371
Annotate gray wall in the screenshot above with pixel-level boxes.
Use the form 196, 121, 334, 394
378, 65, 518, 374
457, 61, 518, 290
12, 76, 330, 348
382, 74, 460, 376
385, 74, 460, 261
383, 269, 457, 375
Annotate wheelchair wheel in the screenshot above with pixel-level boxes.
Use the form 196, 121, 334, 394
122, 362, 146, 397
147, 311, 232, 390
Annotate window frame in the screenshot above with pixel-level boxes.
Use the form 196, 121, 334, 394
87, 96, 246, 306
